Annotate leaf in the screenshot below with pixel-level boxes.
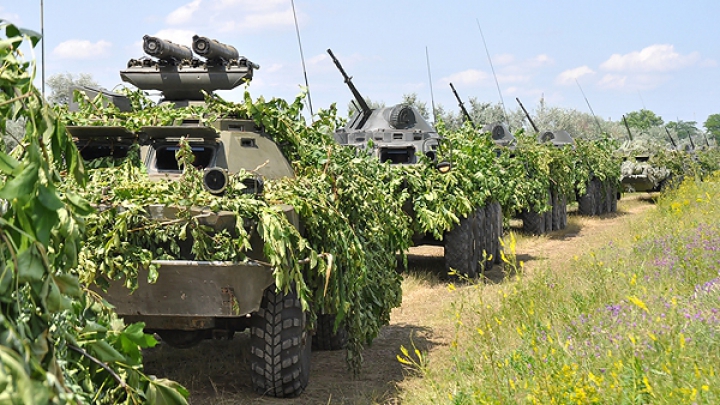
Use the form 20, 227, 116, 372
52, 273, 81, 297
86, 340, 125, 363
0, 151, 19, 175
37, 184, 65, 211
145, 378, 189, 405
0, 161, 39, 200
64, 191, 94, 216
16, 246, 45, 283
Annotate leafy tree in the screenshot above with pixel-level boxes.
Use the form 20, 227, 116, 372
666, 120, 699, 140
704, 114, 720, 144
624, 109, 664, 131
46, 72, 98, 105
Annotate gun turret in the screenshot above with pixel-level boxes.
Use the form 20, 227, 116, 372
516, 97, 539, 133
449, 83, 475, 129
327, 49, 372, 128
121, 34, 257, 103
192, 35, 239, 64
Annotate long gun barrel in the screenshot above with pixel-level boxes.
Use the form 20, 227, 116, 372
622, 115, 634, 141
516, 97, 539, 133
327, 49, 371, 124
664, 128, 678, 149
143, 35, 193, 63
687, 131, 696, 149
449, 83, 475, 129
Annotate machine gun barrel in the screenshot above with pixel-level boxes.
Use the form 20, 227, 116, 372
192, 35, 239, 63
622, 115, 634, 141
326, 49, 371, 117
516, 97, 539, 133
449, 83, 475, 129
664, 127, 678, 149
143, 35, 193, 63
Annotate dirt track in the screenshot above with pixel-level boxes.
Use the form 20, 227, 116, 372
142, 195, 656, 404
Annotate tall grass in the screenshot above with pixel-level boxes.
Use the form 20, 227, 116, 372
399, 176, 720, 404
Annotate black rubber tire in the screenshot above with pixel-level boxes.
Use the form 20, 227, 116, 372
493, 202, 504, 264
250, 286, 311, 398
445, 214, 478, 278
605, 182, 614, 213
157, 330, 206, 349
594, 178, 606, 215
487, 202, 500, 265
543, 190, 553, 234
521, 209, 545, 236
559, 194, 568, 229
578, 179, 596, 216
312, 314, 347, 351
551, 190, 560, 231
475, 205, 491, 271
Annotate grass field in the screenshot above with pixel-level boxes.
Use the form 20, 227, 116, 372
398, 177, 720, 404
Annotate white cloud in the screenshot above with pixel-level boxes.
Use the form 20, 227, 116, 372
497, 74, 530, 84
308, 53, 328, 66
529, 54, 554, 67
266, 63, 283, 73
0, 7, 21, 24
149, 29, 196, 48
600, 44, 700, 72
556, 66, 595, 85
53, 39, 112, 60
166, 0, 202, 25
441, 69, 488, 86
597, 71, 672, 91
494, 53, 515, 65
215, 0, 287, 12
218, 7, 294, 32
597, 74, 627, 89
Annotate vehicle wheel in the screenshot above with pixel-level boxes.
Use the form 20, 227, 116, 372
312, 314, 347, 351
521, 209, 545, 236
544, 189, 553, 234
578, 179, 596, 216
250, 286, 311, 398
605, 182, 615, 213
492, 202, 504, 264
594, 178, 606, 215
485, 201, 502, 266
474, 205, 491, 271
445, 214, 478, 278
157, 330, 206, 349
559, 194, 568, 229
551, 189, 561, 231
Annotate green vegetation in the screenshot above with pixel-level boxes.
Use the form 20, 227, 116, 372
0, 21, 188, 404
399, 176, 720, 404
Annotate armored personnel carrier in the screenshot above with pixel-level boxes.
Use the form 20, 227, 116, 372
69, 35, 311, 398
328, 50, 502, 278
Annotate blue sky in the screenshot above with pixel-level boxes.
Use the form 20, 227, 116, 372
3, 1, 718, 127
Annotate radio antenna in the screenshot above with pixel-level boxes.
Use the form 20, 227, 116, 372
575, 79, 604, 136
291, 0, 313, 117
425, 46, 437, 123
476, 18, 508, 124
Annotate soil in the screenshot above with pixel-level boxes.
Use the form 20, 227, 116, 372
142, 194, 656, 404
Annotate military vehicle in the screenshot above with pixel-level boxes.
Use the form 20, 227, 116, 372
515, 98, 576, 233
618, 118, 674, 194
68, 35, 314, 398
328, 50, 502, 278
